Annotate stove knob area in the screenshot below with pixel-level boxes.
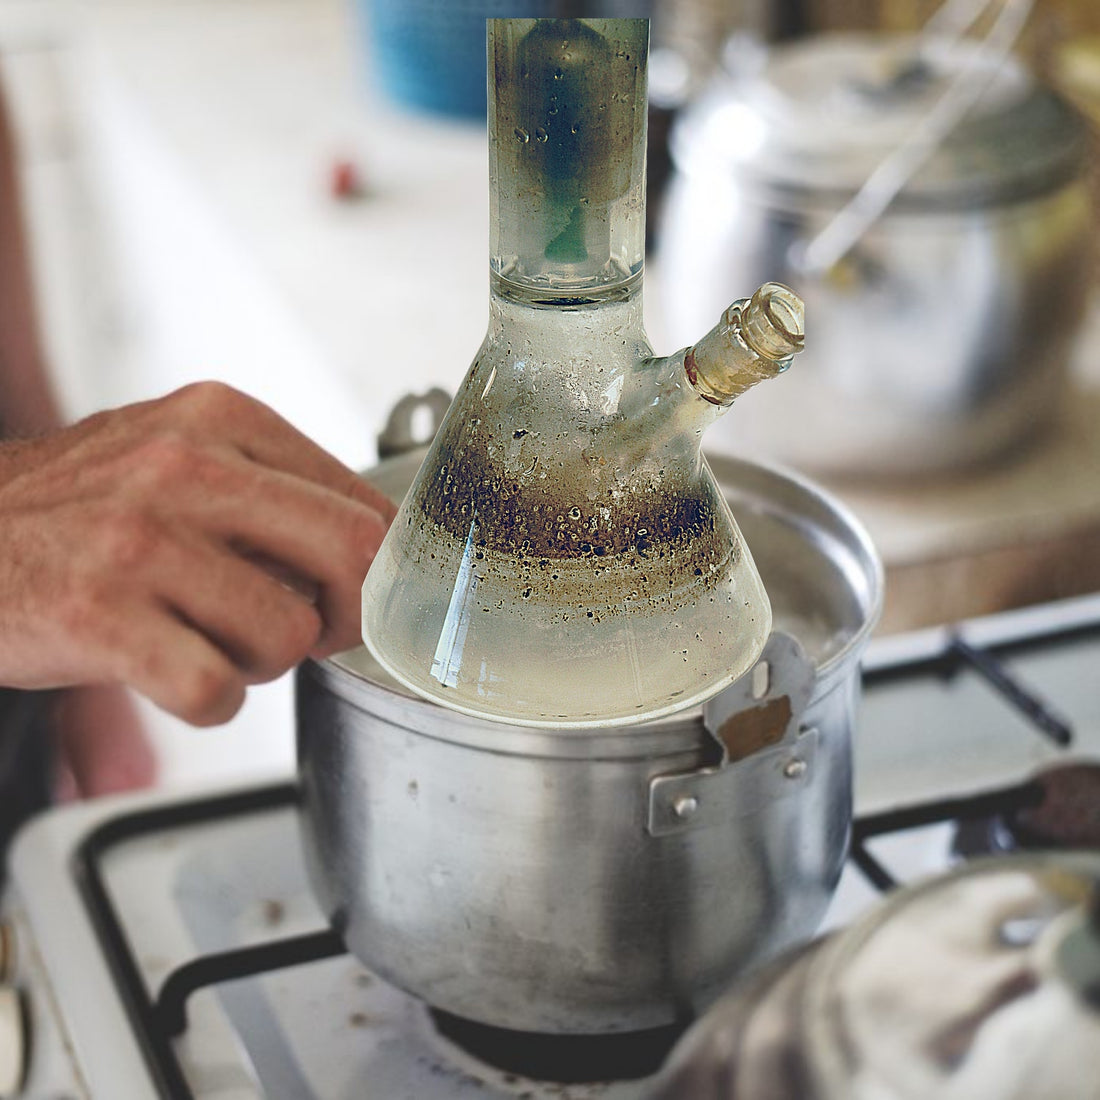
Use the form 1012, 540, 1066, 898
0, 985, 26, 1096
0, 925, 13, 983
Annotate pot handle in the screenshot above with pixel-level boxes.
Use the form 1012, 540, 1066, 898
376, 389, 452, 459
701, 630, 814, 763
796, 0, 1033, 277
647, 631, 819, 837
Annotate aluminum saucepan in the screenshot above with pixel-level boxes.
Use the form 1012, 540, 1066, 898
659, 32, 1093, 477
296, 447, 882, 1033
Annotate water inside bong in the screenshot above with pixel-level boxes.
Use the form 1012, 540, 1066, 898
362, 437, 771, 726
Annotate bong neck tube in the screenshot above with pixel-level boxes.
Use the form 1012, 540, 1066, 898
488, 18, 648, 306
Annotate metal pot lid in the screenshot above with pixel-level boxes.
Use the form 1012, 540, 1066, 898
800, 853, 1100, 1100
648, 853, 1100, 1099
670, 31, 1088, 209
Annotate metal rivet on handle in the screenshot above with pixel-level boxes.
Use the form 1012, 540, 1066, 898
783, 757, 807, 780
672, 795, 699, 820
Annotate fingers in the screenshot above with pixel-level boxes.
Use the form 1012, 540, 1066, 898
68, 508, 331, 688
188, 469, 387, 655
22, 517, 331, 723
0, 381, 399, 727
154, 528, 326, 682
122, 386, 396, 653
154, 382, 399, 521
104, 436, 387, 655
99, 601, 248, 727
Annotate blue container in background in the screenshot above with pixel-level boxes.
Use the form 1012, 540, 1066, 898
357, 2, 653, 120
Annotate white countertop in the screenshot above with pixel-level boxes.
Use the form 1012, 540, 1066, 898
3, 0, 497, 458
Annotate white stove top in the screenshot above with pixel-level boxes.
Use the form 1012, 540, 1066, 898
8, 790, 668, 1099
5, 592, 1100, 1099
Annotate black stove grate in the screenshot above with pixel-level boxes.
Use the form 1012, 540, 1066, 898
72, 784, 306, 1100
69, 614, 1098, 1099
848, 617, 1093, 890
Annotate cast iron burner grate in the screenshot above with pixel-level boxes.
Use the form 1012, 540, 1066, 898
850, 627, 1087, 891
70, 783, 688, 1098
69, 616, 1098, 1099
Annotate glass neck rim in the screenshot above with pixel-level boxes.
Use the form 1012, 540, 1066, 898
490, 265, 643, 309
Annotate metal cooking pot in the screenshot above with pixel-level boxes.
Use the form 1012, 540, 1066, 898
647, 851, 1100, 1099
296, 447, 882, 1033
659, 31, 1094, 477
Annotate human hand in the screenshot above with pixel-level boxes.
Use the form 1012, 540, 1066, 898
0, 382, 396, 726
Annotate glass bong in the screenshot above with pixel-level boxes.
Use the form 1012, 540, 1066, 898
362, 18, 803, 728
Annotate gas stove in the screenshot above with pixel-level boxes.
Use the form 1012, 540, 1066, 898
3, 592, 1100, 1099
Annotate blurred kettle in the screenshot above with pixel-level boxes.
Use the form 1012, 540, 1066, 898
658, 26, 1094, 478
647, 852, 1100, 1100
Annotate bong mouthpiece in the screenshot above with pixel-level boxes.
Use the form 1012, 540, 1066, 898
686, 282, 805, 406
741, 283, 805, 362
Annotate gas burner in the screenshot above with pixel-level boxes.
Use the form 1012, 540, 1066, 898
430, 1011, 685, 1083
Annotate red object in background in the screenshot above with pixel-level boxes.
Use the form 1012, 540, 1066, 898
330, 158, 365, 200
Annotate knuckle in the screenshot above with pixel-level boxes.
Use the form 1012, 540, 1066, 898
131, 432, 203, 487
256, 602, 323, 677
173, 380, 242, 416
93, 510, 163, 574
173, 661, 245, 726
168, 381, 257, 433
130, 432, 242, 499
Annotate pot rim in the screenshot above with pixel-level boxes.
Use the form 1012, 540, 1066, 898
705, 450, 885, 688
300, 450, 883, 757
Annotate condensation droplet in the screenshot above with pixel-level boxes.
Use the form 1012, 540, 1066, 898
534, 127, 549, 144
514, 127, 529, 143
